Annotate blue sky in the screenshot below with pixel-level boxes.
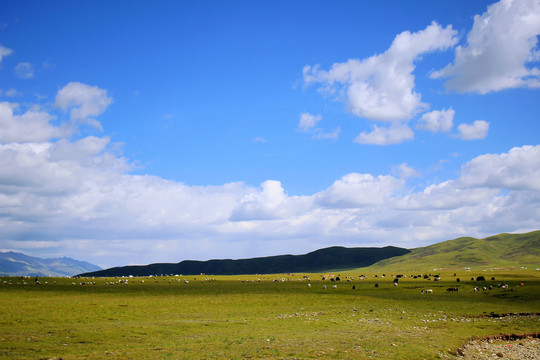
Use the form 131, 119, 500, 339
1, 0, 539, 268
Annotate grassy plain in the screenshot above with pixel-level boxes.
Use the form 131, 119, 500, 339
0, 269, 539, 359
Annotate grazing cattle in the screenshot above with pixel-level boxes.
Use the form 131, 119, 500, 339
352, 285, 356, 290
426, 289, 433, 293
374, 283, 379, 288
332, 285, 337, 289
323, 285, 327, 289
446, 287, 458, 292
476, 276, 486, 281
456, 278, 460, 283
393, 282, 398, 287
473, 287, 479, 293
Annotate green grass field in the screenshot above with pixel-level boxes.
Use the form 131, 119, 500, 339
1, 269, 539, 359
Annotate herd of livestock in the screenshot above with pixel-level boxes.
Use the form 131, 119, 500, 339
1, 272, 523, 294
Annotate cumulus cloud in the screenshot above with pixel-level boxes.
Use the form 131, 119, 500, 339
392, 163, 420, 179
230, 180, 311, 221
457, 120, 489, 140
15, 62, 34, 79
297, 112, 340, 140
432, 0, 540, 93
0, 45, 13, 64
417, 108, 454, 132
459, 145, 540, 191
1, 122, 539, 266
354, 122, 414, 145
0, 102, 71, 143
54, 82, 112, 126
297, 112, 321, 132
304, 22, 458, 122
315, 173, 404, 208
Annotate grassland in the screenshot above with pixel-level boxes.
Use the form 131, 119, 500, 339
1, 268, 539, 359
370, 231, 540, 272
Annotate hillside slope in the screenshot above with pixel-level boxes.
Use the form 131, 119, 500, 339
369, 231, 540, 271
0, 251, 101, 277
77, 246, 410, 277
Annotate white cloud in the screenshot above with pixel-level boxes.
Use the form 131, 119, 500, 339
297, 112, 322, 132
459, 145, 540, 191
0, 102, 71, 143
354, 122, 414, 145
15, 62, 34, 79
230, 180, 311, 221
304, 22, 458, 122
0, 45, 13, 64
297, 113, 339, 140
433, 0, 540, 93
1, 132, 539, 266
54, 82, 112, 125
392, 163, 420, 179
457, 120, 489, 140
315, 173, 404, 208
417, 108, 454, 132
312, 127, 341, 140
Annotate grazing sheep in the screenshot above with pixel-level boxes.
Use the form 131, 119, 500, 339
332, 284, 337, 289
307, 284, 311, 288
426, 289, 433, 293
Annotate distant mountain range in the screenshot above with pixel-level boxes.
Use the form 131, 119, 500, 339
78, 230, 540, 277
77, 246, 411, 277
0, 251, 101, 277
4, 231, 538, 278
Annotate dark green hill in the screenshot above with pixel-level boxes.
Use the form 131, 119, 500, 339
76, 246, 410, 277
369, 230, 540, 271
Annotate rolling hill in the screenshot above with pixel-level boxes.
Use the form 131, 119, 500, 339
77, 246, 410, 277
368, 230, 540, 271
0, 251, 101, 277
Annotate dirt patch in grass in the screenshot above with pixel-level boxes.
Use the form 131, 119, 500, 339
452, 333, 540, 359
467, 312, 540, 319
